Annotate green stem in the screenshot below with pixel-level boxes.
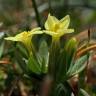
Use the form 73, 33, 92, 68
31, 0, 42, 27
48, 0, 52, 13
52, 37, 60, 43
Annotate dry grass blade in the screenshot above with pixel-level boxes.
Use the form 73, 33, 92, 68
76, 44, 96, 58
0, 58, 11, 64
18, 81, 28, 96
75, 27, 96, 58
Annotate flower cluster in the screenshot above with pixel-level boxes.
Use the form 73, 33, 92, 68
5, 14, 74, 51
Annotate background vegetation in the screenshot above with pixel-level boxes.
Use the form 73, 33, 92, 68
0, 0, 96, 96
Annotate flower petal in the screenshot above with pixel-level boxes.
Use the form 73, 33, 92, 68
28, 31, 43, 36
43, 30, 58, 36
57, 29, 74, 37
28, 27, 43, 36
5, 31, 28, 42
63, 29, 74, 33
59, 15, 70, 29
45, 14, 59, 30
5, 37, 18, 41
31, 27, 41, 32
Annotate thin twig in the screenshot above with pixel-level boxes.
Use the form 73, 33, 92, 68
31, 0, 42, 27
86, 29, 90, 67
48, 0, 52, 13
5, 78, 18, 96
18, 81, 28, 96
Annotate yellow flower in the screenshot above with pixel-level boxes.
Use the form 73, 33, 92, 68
5, 27, 43, 52
44, 14, 74, 41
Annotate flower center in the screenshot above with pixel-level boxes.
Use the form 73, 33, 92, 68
22, 32, 28, 37
54, 24, 59, 32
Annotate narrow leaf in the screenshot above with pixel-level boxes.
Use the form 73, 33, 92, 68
0, 42, 4, 58
67, 55, 87, 76
79, 89, 90, 96
38, 40, 49, 66
16, 43, 29, 59
28, 54, 41, 74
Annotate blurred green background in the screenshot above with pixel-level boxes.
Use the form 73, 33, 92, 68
0, 0, 96, 33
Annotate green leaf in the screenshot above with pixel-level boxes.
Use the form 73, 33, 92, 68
14, 50, 27, 73
54, 83, 66, 96
48, 40, 60, 77
41, 58, 48, 73
0, 42, 4, 58
54, 82, 72, 96
27, 54, 41, 74
65, 37, 77, 70
79, 89, 90, 96
16, 43, 29, 59
67, 55, 87, 77
0, 70, 6, 80
56, 38, 77, 81
38, 40, 48, 73
38, 40, 49, 67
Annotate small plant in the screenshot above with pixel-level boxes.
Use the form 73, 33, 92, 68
0, 13, 96, 96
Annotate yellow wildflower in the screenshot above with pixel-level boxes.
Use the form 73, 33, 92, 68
44, 14, 74, 41
5, 27, 43, 52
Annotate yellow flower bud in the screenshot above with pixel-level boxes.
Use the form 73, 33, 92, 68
5, 27, 43, 52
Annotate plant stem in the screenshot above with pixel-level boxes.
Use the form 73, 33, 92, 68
31, 0, 41, 27
48, 0, 52, 13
